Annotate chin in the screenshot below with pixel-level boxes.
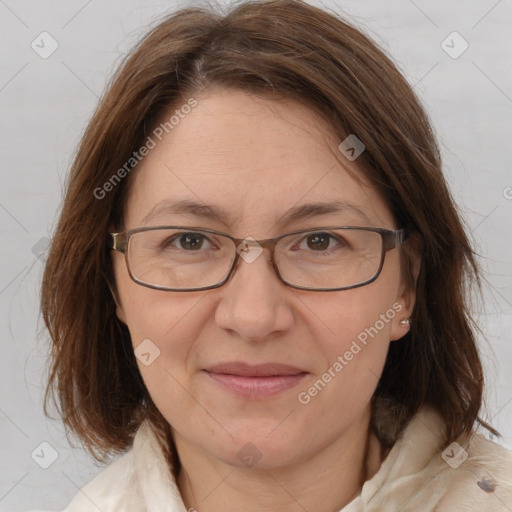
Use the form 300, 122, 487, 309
206, 429, 304, 471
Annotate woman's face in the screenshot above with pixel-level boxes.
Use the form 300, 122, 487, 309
112, 87, 414, 469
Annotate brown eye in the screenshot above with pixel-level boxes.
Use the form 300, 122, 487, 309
306, 233, 331, 251
161, 232, 213, 251
177, 233, 205, 250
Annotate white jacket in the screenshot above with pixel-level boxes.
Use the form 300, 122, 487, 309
35, 406, 512, 511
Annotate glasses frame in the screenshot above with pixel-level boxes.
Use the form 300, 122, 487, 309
108, 225, 409, 292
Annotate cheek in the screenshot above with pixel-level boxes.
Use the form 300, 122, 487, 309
295, 290, 397, 426
117, 286, 211, 421
307, 280, 400, 359
300, 262, 402, 399
114, 254, 201, 345
113, 264, 211, 397
122, 290, 208, 352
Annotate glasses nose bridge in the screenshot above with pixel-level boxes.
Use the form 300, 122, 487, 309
230, 234, 282, 279
231, 233, 280, 254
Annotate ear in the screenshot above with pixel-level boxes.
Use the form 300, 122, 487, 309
107, 223, 128, 325
390, 245, 421, 341
116, 304, 127, 325
114, 292, 127, 325
107, 277, 127, 324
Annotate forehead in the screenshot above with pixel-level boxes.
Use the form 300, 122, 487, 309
122, 87, 394, 234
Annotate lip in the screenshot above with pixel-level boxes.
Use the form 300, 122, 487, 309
205, 362, 306, 377
203, 362, 308, 399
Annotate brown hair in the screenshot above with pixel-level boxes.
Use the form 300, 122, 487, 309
41, 0, 497, 471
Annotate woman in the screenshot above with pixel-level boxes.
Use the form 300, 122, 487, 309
40, 0, 512, 510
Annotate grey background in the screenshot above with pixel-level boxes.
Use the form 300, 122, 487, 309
0, 0, 511, 510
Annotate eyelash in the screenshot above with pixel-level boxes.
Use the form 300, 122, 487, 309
164, 231, 346, 253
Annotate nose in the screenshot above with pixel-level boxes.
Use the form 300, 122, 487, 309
214, 247, 294, 341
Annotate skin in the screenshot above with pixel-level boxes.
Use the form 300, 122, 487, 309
112, 86, 417, 512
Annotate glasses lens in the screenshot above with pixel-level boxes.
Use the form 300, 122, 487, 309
126, 227, 384, 291
275, 228, 383, 289
127, 228, 235, 289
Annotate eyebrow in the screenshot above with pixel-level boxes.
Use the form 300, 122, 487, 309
140, 198, 373, 228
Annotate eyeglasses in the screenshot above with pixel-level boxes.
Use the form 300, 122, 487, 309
108, 225, 408, 292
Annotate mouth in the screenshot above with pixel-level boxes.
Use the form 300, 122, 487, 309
202, 362, 308, 399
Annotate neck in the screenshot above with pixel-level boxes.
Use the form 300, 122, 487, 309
174, 406, 386, 512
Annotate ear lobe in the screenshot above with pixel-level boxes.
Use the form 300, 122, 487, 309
390, 245, 421, 341
390, 302, 412, 341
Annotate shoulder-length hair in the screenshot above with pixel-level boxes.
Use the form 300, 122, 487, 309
41, 0, 497, 470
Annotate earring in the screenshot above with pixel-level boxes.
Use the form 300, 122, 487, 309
400, 319, 410, 326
